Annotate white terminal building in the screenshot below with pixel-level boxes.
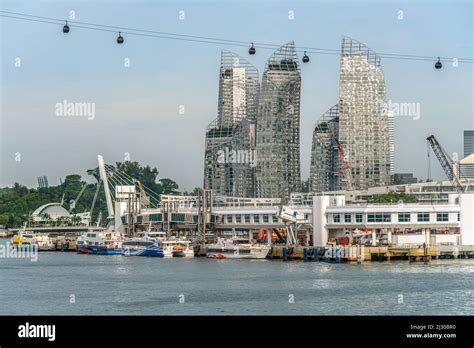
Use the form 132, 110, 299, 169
312, 193, 473, 247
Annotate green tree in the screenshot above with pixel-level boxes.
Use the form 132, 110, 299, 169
368, 192, 417, 204
158, 178, 179, 195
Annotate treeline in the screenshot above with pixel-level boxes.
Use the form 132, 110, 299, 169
0, 161, 195, 228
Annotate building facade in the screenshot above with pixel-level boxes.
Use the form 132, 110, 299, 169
464, 130, 474, 158
309, 104, 340, 192
255, 42, 302, 203
393, 173, 418, 185
312, 193, 473, 247
309, 37, 391, 194
204, 50, 260, 196
338, 36, 391, 190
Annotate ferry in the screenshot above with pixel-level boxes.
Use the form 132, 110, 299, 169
206, 237, 271, 259
122, 238, 164, 257
76, 230, 123, 255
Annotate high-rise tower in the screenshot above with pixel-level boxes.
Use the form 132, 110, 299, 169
309, 104, 340, 192
338, 36, 390, 190
255, 42, 302, 203
310, 37, 390, 193
204, 50, 259, 196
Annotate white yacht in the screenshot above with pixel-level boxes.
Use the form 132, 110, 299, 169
206, 237, 271, 259
161, 239, 194, 258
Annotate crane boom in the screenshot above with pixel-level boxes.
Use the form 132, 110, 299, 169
426, 135, 463, 193
136, 180, 150, 208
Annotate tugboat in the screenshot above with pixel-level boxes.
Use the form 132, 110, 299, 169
76, 230, 123, 255
206, 237, 271, 259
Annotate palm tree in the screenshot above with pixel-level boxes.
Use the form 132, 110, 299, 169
40, 212, 51, 225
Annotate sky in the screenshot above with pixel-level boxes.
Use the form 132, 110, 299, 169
1, 0, 473, 192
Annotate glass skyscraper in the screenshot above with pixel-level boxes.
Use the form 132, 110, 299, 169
255, 42, 302, 202
309, 104, 340, 192
310, 37, 391, 192
203, 50, 259, 196
338, 36, 391, 190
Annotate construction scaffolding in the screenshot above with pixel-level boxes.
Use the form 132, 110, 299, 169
255, 41, 302, 203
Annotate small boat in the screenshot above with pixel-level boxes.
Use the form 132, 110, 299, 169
77, 230, 123, 255
122, 238, 164, 257
11, 232, 55, 251
34, 233, 56, 251
0, 225, 9, 237
11, 233, 35, 251
161, 239, 194, 258
52, 232, 77, 251
206, 237, 271, 259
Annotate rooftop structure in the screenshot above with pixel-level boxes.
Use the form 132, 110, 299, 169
291, 178, 474, 205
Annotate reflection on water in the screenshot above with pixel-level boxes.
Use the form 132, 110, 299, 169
0, 239, 473, 315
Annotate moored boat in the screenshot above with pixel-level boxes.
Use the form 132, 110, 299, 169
11, 232, 55, 251
0, 225, 9, 237
206, 237, 271, 259
122, 238, 164, 257
162, 239, 194, 258
76, 230, 123, 255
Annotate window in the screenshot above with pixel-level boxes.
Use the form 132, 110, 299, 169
254, 215, 261, 223
236, 215, 242, 223
244, 215, 250, 223
356, 214, 363, 223
398, 213, 410, 222
367, 213, 391, 223
344, 214, 352, 223
417, 213, 430, 222
263, 215, 269, 223
272, 216, 278, 223
333, 214, 341, 223
436, 212, 448, 222
226, 215, 233, 223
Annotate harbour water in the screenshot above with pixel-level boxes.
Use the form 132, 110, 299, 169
0, 239, 473, 315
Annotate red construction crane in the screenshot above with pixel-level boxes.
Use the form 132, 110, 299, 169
337, 142, 353, 191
